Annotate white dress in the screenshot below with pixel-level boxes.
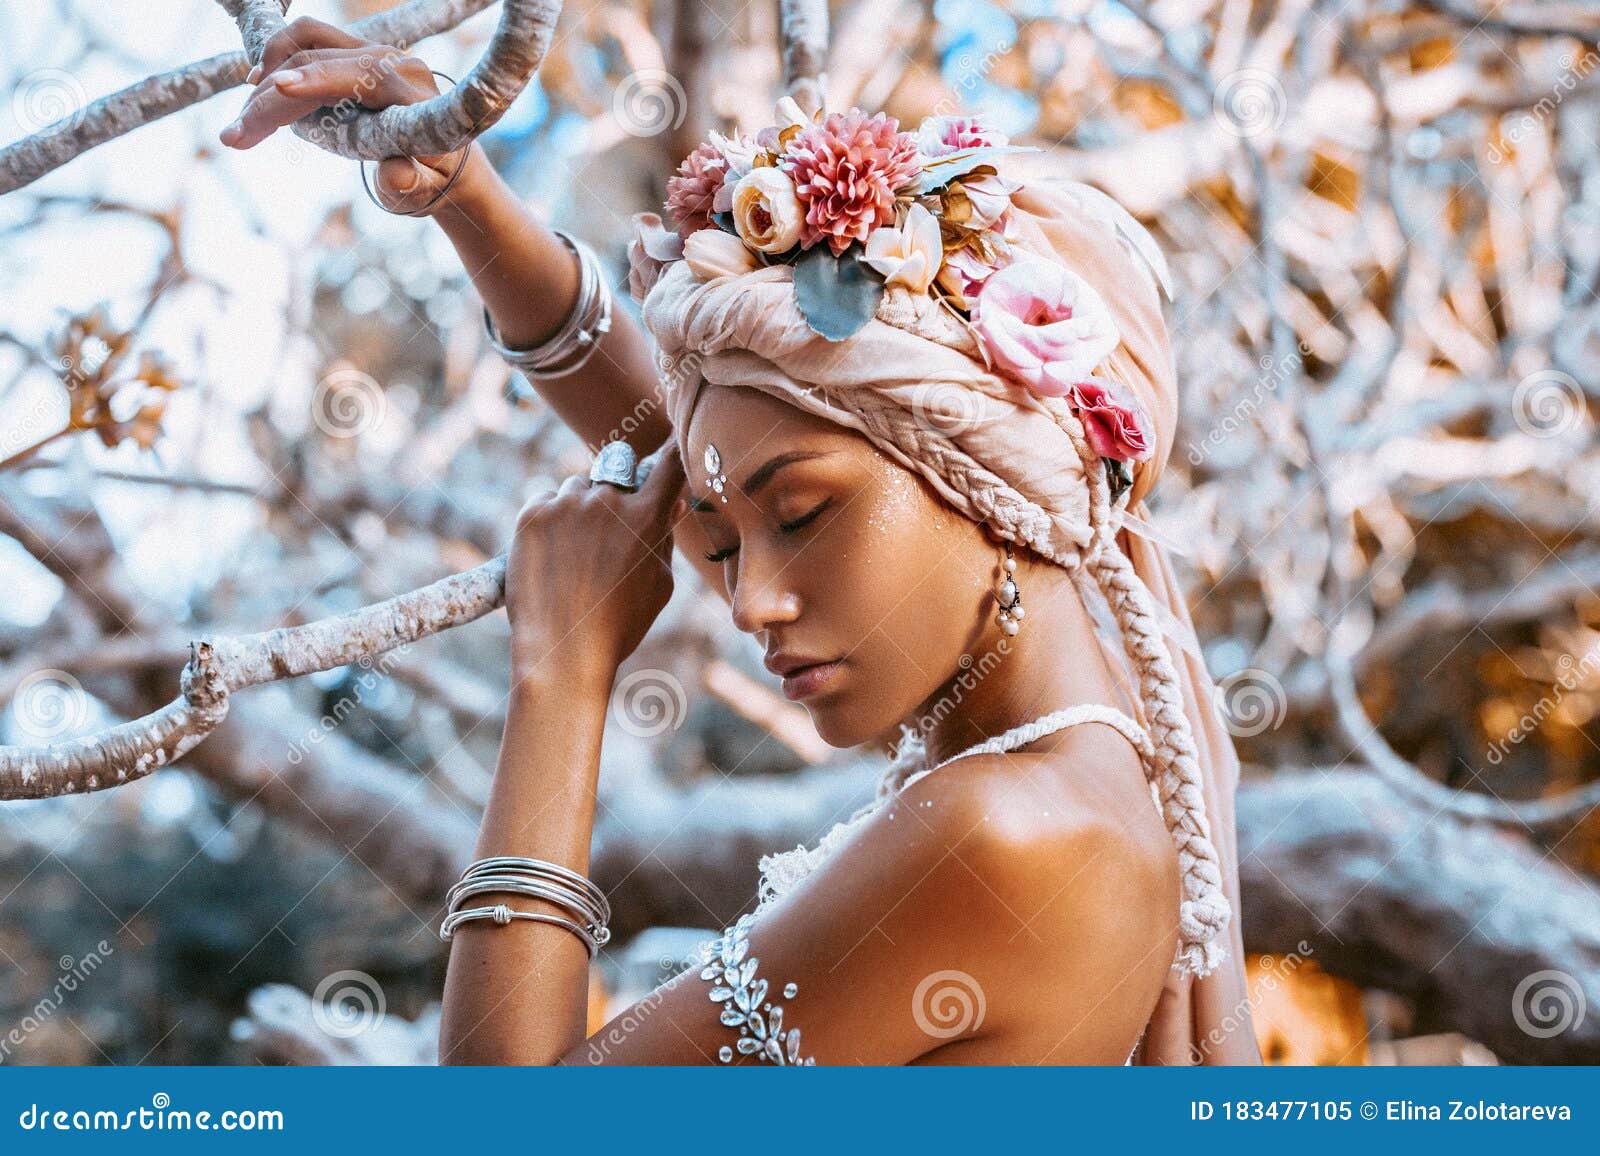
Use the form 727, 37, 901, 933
695, 703, 1162, 1066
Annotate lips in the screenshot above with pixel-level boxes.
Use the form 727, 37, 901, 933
777, 659, 843, 701
763, 653, 844, 701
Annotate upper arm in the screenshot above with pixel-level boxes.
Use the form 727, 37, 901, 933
560, 756, 1142, 1065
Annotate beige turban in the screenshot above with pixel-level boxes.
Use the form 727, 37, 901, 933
631, 151, 1257, 1065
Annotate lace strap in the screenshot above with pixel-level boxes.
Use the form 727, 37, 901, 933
900, 703, 1153, 794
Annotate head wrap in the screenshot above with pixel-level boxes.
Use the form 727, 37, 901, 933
630, 147, 1255, 1065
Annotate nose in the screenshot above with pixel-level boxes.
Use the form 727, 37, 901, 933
728, 550, 800, 636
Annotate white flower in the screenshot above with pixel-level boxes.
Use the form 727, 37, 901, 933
730, 168, 805, 254
683, 228, 761, 280
862, 203, 944, 294
774, 95, 811, 131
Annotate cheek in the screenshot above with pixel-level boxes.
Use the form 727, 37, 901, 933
819, 478, 990, 685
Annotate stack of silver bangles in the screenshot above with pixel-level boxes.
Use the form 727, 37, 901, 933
439, 856, 613, 958
483, 229, 613, 384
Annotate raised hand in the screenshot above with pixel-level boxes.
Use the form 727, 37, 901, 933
218, 15, 477, 217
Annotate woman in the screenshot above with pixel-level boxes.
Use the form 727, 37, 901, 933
224, 17, 1260, 1066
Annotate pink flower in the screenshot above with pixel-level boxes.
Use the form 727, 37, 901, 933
970, 257, 1121, 395
1066, 377, 1153, 462
626, 212, 684, 302
935, 243, 1006, 308
779, 109, 924, 255
917, 114, 1008, 157
664, 142, 730, 239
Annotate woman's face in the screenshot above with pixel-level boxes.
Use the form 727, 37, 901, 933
679, 383, 1001, 748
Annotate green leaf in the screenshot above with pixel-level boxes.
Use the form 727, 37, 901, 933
792, 247, 884, 342
910, 145, 1041, 194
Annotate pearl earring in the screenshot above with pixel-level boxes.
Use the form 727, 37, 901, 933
995, 543, 1023, 636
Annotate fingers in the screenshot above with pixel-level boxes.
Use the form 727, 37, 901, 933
373, 155, 452, 213
639, 442, 687, 510
223, 48, 432, 150
250, 16, 366, 83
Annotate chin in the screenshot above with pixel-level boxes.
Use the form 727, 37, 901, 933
801, 695, 888, 751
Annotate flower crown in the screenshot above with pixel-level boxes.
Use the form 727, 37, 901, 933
651, 97, 1155, 466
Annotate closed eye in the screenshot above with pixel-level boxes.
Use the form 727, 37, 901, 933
701, 498, 833, 563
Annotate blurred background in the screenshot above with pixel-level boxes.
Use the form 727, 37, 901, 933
1, 0, 1598, 1065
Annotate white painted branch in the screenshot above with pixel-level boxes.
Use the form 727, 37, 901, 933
0, 447, 662, 800
217, 0, 561, 160
0, 557, 505, 800
777, 0, 828, 115
0, 0, 499, 194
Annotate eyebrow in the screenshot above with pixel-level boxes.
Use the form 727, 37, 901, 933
687, 449, 837, 512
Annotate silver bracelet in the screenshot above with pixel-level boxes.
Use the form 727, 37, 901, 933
439, 855, 613, 953
456, 855, 611, 925
484, 230, 613, 384
440, 904, 602, 957
446, 876, 609, 938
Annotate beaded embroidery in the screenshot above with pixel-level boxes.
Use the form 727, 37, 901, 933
697, 912, 815, 1065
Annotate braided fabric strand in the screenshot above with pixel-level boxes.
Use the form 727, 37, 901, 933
1050, 400, 1231, 977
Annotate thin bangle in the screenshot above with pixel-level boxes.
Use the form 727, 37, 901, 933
357, 70, 473, 219
440, 904, 601, 957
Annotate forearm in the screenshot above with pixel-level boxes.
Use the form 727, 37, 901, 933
432, 146, 673, 454
437, 664, 613, 1065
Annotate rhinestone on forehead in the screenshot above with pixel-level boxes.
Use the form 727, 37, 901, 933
703, 444, 720, 475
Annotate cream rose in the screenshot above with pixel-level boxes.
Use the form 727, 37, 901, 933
863, 202, 944, 294
730, 168, 805, 254
682, 228, 761, 280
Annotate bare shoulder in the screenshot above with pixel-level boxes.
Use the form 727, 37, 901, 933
881, 730, 1180, 1051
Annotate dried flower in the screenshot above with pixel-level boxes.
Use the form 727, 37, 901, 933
731, 168, 806, 254
863, 203, 943, 293
780, 110, 923, 255
970, 257, 1121, 396
665, 142, 730, 239
683, 228, 762, 280
1066, 377, 1153, 462
917, 114, 1008, 157
628, 211, 685, 301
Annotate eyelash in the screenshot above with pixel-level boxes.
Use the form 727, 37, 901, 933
702, 498, 832, 563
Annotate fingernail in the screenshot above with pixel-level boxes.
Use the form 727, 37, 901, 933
220, 119, 241, 144
246, 64, 262, 84
273, 69, 303, 87
394, 161, 419, 192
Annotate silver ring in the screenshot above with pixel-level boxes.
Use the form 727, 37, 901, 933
588, 440, 639, 490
